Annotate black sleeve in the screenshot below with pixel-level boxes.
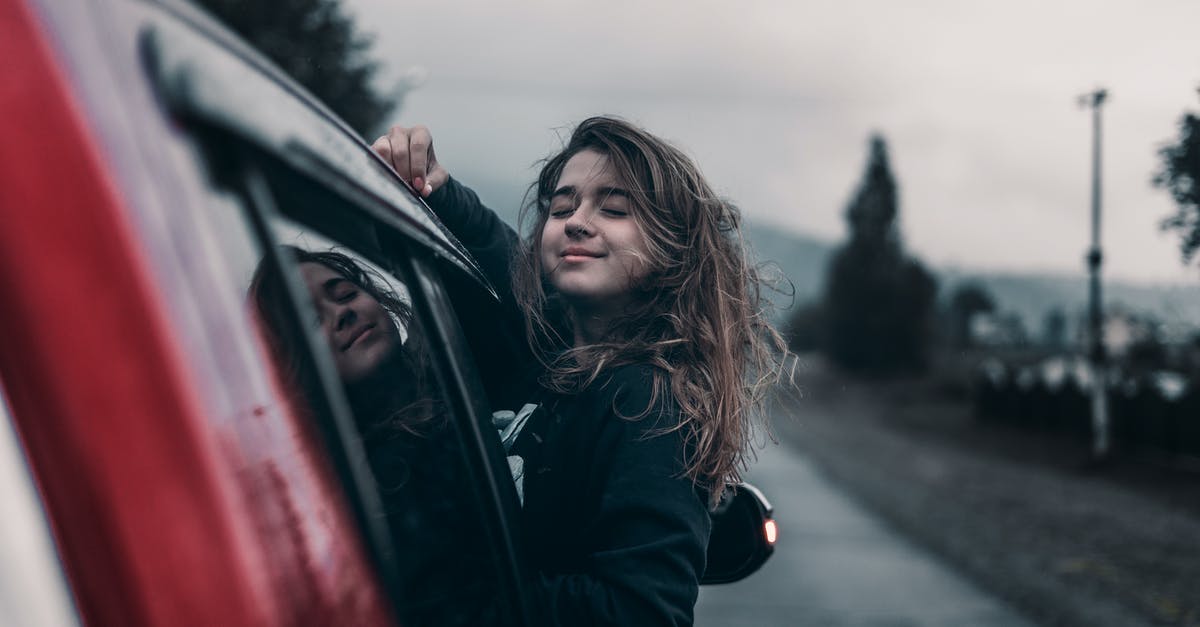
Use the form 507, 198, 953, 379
423, 176, 537, 410
535, 372, 711, 627
426, 176, 521, 297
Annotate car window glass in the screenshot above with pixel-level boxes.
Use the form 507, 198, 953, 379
247, 216, 511, 627
177, 178, 394, 623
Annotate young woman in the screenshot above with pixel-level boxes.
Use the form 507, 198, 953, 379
373, 116, 787, 626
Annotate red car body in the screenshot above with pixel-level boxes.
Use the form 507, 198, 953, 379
1, 1, 407, 624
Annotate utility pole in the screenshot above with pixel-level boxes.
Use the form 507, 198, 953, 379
1079, 88, 1109, 461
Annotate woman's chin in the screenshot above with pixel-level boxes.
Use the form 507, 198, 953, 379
339, 339, 401, 386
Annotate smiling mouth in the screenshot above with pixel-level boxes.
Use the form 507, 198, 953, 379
342, 324, 376, 351
561, 248, 602, 261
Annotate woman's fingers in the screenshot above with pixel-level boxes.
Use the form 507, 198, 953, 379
372, 125, 441, 197
386, 125, 414, 185
407, 125, 431, 190
424, 161, 448, 196
370, 135, 392, 166
409, 125, 447, 196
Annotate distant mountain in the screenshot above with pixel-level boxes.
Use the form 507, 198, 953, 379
938, 269, 1200, 339
454, 173, 1198, 336
741, 226, 1199, 337
740, 221, 832, 317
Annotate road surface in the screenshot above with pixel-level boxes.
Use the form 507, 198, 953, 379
695, 437, 1037, 627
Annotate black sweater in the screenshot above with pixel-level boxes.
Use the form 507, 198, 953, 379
428, 178, 710, 627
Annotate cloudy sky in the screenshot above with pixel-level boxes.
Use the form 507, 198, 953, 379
347, 0, 1200, 284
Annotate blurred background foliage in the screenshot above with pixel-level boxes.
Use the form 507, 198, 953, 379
191, 0, 393, 137
1155, 110, 1200, 265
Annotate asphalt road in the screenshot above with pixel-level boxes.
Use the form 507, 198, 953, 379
694, 437, 1037, 627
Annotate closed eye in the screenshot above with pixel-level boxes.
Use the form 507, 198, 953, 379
322, 277, 359, 304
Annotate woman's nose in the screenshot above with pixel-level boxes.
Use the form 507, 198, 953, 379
334, 303, 357, 332
564, 206, 594, 237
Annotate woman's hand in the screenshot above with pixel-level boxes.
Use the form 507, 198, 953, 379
372, 125, 448, 198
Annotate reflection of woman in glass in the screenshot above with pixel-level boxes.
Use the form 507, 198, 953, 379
249, 247, 433, 433
296, 255, 404, 384
249, 247, 493, 626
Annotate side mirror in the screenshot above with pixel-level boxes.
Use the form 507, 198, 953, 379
701, 482, 776, 585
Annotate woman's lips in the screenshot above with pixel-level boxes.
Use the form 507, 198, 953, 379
343, 324, 376, 351
561, 247, 601, 263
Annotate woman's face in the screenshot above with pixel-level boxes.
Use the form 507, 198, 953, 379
539, 149, 652, 314
299, 262, 400, 383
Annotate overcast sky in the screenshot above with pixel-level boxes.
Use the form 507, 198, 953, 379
347, 0, 1200, 284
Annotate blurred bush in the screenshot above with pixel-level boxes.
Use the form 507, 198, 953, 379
191, 0, 393, 136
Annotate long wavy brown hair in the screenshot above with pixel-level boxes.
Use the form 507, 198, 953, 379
512, 116, 790, 501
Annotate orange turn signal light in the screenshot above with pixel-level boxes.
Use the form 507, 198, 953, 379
764, 519, 777, 545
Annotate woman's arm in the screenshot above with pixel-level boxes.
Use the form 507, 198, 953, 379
425, 176, 520, 296
372, 125, 537, 409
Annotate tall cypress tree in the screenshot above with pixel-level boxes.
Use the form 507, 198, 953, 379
192, 0, 393, 137
822, 135, 938, 374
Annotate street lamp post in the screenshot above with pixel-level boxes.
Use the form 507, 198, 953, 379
1079, 88, 1109, 461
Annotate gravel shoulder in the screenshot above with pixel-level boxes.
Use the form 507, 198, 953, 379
776, 356, 1200, 627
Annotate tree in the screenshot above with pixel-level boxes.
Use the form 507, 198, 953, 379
1153, 110, 1200, 264
947, 283, 996, 348
822, 135, 938, 374
784, 302, 825, 352
192, 0, 393, 137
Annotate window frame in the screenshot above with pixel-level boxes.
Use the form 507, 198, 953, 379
193, 125, 537, 626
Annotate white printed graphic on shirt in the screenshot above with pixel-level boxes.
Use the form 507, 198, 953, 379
492, 403, 538, 506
